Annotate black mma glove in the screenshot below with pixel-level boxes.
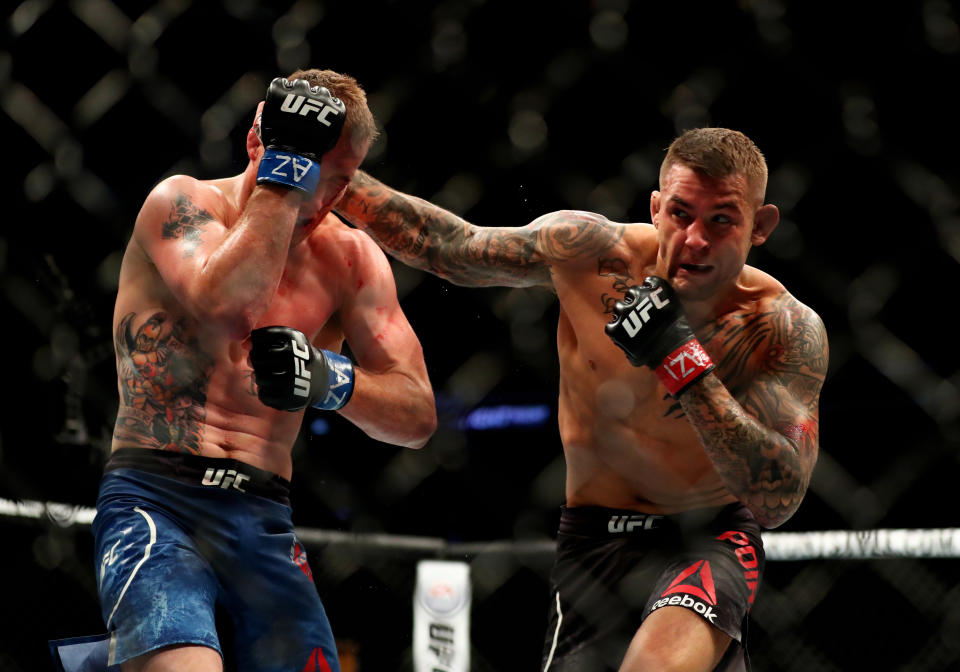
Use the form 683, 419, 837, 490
249, 326, 355, 412
604, 276, 715, 397
256, 77, 347, 197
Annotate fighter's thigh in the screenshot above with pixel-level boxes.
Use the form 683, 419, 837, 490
227, 533, 339, 672
619, 606, 730, 672
94, 503, 220, 662
121, 644, 223, 672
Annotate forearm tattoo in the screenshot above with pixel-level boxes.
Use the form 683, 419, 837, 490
341, 172, 622, 287
113, 311, 213, 454
680, 294, 827, 527
162, 194, 215, 258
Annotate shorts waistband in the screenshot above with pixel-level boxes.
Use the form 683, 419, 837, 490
560, 506, 667, 535
559, 502, 750, 536
105, 448, 291, 505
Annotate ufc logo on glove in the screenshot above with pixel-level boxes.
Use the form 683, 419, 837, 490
280, 94, 341, 126
621, 287, 671, 337
605, 277, 715, 397
291, 338, 312, 398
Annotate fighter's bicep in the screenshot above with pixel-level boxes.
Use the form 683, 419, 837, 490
340, 251, 424, 374
740, 304, 828, 452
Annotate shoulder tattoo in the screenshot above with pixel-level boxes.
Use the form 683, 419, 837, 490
161, 193, 215, 258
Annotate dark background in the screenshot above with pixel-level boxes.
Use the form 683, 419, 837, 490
2, 1, 960, 670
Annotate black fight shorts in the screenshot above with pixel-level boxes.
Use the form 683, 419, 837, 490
541, 502, 764, 672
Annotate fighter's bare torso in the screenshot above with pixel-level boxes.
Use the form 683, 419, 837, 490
551, 222, 791, 512
112, 175, 375, 479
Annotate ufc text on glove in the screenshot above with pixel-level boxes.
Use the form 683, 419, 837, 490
256, 77, 347, 197
249, 326, 355, 412
604, 276, 715, 397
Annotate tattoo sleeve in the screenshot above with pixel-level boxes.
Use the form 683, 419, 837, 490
337, 171, 623, 288
680, 295, 828, 528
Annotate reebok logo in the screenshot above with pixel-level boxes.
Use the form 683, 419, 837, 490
291, 338, 312, 398
650, 560, 718, 623
280, 94, 340, 126
201, 468, 249, 492
622, 287, 670, 337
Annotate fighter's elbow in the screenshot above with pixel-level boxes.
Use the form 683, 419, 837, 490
744, 492, 804, 529
405, 394, 438, 449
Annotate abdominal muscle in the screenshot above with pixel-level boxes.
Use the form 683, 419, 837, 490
557, 354, 737, 514
111, 339, 306, 480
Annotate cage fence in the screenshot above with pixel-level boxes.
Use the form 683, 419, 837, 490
4, 1, 960, 671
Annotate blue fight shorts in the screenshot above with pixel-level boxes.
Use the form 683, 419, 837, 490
92, 448, 339, 672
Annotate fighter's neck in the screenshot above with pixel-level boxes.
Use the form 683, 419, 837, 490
680, 279, 752, 330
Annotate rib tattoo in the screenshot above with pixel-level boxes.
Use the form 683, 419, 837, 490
113, 311, 213, 454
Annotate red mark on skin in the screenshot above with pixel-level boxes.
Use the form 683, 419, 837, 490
357, 278, 364, 290
375, 332, 386, 342
777, 422, 812, 442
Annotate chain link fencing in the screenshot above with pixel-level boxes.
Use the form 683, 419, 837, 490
3, 1, 960, 670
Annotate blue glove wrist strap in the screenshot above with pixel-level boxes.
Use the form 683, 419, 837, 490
312, 350, 355, 411
256, 149, 321, 195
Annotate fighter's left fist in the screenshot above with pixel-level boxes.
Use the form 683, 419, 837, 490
604, 276, 714, 397
249, 326, 355, 412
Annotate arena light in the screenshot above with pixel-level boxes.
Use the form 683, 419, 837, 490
459, 404, 551, 431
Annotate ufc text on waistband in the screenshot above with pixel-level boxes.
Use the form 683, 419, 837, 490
607, 513, 664, 533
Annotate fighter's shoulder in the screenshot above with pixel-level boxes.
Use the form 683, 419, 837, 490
136, 174, 224, 230
747, 266, 827, 341
310, 217, 392, 274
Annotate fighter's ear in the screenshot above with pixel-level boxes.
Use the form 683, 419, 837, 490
650, 190, 662, 229
751, 204, 779, 245
246, 101, 265, 161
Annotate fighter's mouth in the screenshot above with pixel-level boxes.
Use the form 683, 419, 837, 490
679, 263, 712, 274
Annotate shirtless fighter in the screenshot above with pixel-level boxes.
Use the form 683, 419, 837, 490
335, 127, 827, 671
94, 70, 436, 672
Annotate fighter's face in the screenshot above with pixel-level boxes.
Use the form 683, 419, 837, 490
295, 134, 371, 226
650, 164, 760, 301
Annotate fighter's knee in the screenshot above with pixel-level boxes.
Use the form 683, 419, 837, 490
619, 647, 710, 672
619, 607, 731, 672
121, 644, 223, 672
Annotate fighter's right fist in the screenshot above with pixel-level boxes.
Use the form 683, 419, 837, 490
249, 326, 355, 413
256, 77, 347, 196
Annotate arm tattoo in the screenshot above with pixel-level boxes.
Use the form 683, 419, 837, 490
162, 194, 215, 258
113, 311, 214, 454
340, 172, 622, 287
680, 294, 827, 527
